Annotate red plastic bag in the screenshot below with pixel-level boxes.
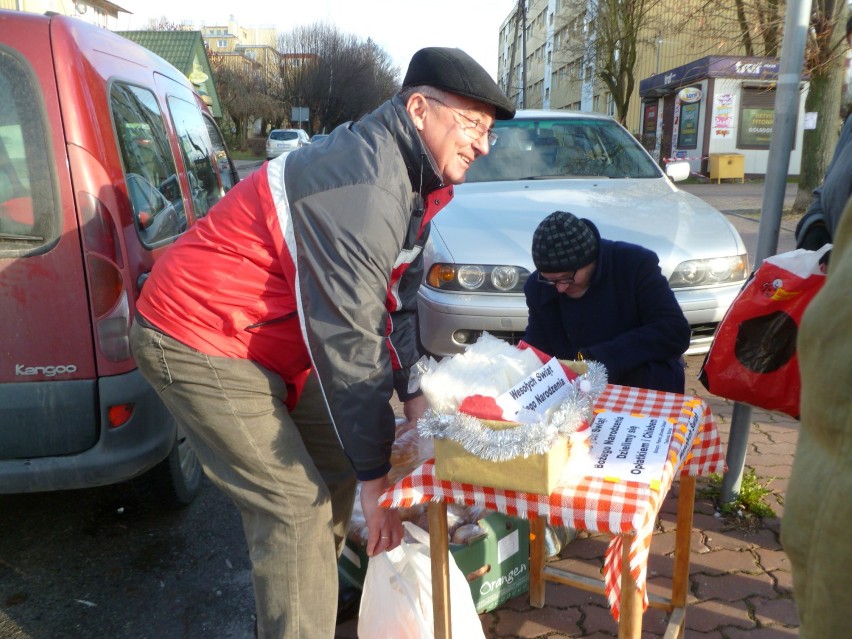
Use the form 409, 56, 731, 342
699, 245, 830, 418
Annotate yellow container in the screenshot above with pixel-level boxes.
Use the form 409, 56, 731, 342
709, 153, 745, 183
434, 419, 570, 495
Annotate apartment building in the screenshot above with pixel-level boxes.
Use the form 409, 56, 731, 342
498, 0, 759, 133
201, 19, 282, 88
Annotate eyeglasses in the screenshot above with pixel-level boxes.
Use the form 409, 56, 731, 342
538, 272, 576, 286
424, 96, 498, 146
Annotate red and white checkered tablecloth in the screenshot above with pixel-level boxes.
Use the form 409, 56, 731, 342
379, 384, 725, 620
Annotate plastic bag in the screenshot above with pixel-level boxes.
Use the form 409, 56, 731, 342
357, 522, 485, 639
699, 245, 830, 418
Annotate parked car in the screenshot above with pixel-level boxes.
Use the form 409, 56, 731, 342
0, 11, 239, 506
417, 109, 749, 358
266, 128, 311, 159
311, 133, 330, 145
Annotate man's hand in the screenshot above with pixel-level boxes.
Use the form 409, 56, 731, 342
361, 475, 403, 556
397, 394, 429, 435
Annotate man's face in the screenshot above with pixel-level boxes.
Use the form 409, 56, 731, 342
415, 94, 496, 185
539, 262, 597, 299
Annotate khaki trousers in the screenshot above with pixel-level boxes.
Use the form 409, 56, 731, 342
130, 319, 356, 638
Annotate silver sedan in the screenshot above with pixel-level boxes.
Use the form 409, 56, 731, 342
417, 110, 748, 357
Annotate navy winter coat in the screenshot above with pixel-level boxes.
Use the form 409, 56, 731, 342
523, 237, 690, 393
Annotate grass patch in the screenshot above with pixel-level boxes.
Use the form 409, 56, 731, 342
230, 148, 264, 161
700, 468, 777, 526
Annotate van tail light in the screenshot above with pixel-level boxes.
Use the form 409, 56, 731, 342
87, 254, 123, 316
78, 192, 123, 268
86, 254, 130, 361
95, 288, 131, 362
78, 192, 131, 362
108, 403, 135, 429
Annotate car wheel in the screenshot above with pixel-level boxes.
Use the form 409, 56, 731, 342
133, 425, 202, 509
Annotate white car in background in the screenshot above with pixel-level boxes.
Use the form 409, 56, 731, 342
266, 128, 310, 160
417, 110, 749, 357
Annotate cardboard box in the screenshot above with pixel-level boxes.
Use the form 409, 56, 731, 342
338, 512, 530, 614
434, 429, 570, 495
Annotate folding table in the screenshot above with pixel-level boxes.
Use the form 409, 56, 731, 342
379, 384, 725, 639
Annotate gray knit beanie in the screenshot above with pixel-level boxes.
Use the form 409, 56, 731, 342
532, 211, 599, 272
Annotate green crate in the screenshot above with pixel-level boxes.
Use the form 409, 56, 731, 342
337, 511, 530, 614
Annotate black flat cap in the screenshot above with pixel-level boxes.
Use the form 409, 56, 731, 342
403, 47, 515, 120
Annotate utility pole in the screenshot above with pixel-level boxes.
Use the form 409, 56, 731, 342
721, 0, 813, 503
520, 0, 527, 109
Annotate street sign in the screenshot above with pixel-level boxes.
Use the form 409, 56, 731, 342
291, 107, 309, 123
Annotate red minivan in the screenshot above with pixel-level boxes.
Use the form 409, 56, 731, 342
0, 11, 239, 505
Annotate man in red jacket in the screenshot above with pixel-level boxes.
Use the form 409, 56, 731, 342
130, 47, 514, 638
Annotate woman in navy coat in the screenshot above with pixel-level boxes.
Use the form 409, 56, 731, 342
523, 210, 690, 393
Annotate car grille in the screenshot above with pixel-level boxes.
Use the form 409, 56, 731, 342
689, 323, 718, 340
474, 329, 526, 346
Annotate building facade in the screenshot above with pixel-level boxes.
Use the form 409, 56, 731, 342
0, 0, 127, 28
639, 56, 808, 177
498, 0, 760, 133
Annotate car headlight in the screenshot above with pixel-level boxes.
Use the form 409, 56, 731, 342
669, 254, 748, 288
425, 264, 529, 292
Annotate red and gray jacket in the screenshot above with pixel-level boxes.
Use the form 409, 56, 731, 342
136, 97, 451, 480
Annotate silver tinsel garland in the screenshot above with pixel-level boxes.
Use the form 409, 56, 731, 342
418, 361, 608, 462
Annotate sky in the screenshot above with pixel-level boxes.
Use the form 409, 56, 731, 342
116, 0, 519, 79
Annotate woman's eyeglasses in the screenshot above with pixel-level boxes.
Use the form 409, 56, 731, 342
538, 272, 576, 286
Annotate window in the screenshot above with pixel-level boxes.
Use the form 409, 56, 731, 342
677, 100, 701, 150
463, 116, 662, 183
168, 95, 223, 220
0, 47, 59, 255
111, 83, 184, 246
642, 101, 658, 152
738, 86, 776, 149
203, 114, 236, 193
217, 39, 227, 48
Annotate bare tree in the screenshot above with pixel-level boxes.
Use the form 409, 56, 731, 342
144, 16, 184, 31
594, 0, 665, 124
794, 0, 848, 212
555, 0, 663, 125
277, 23, 399, 135
208, 51, 284, 150
672, 1, 849, 213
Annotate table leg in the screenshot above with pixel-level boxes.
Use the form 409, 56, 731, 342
428, 501, 451, 639
670, 475, 696, 638
618, 533, 642, 639
529, 514, 546, 607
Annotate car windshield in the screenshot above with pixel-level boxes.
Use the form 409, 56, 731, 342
270, 131, 299, 141
464, 117, 663, 183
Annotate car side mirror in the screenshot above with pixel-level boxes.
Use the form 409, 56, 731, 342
665, 160, 690, 182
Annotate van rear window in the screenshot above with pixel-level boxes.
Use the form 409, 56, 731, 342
0, 47, 59, 255
270, 131, 299, 141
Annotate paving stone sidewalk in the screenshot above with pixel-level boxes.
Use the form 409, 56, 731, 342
335, 353, 800, 638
